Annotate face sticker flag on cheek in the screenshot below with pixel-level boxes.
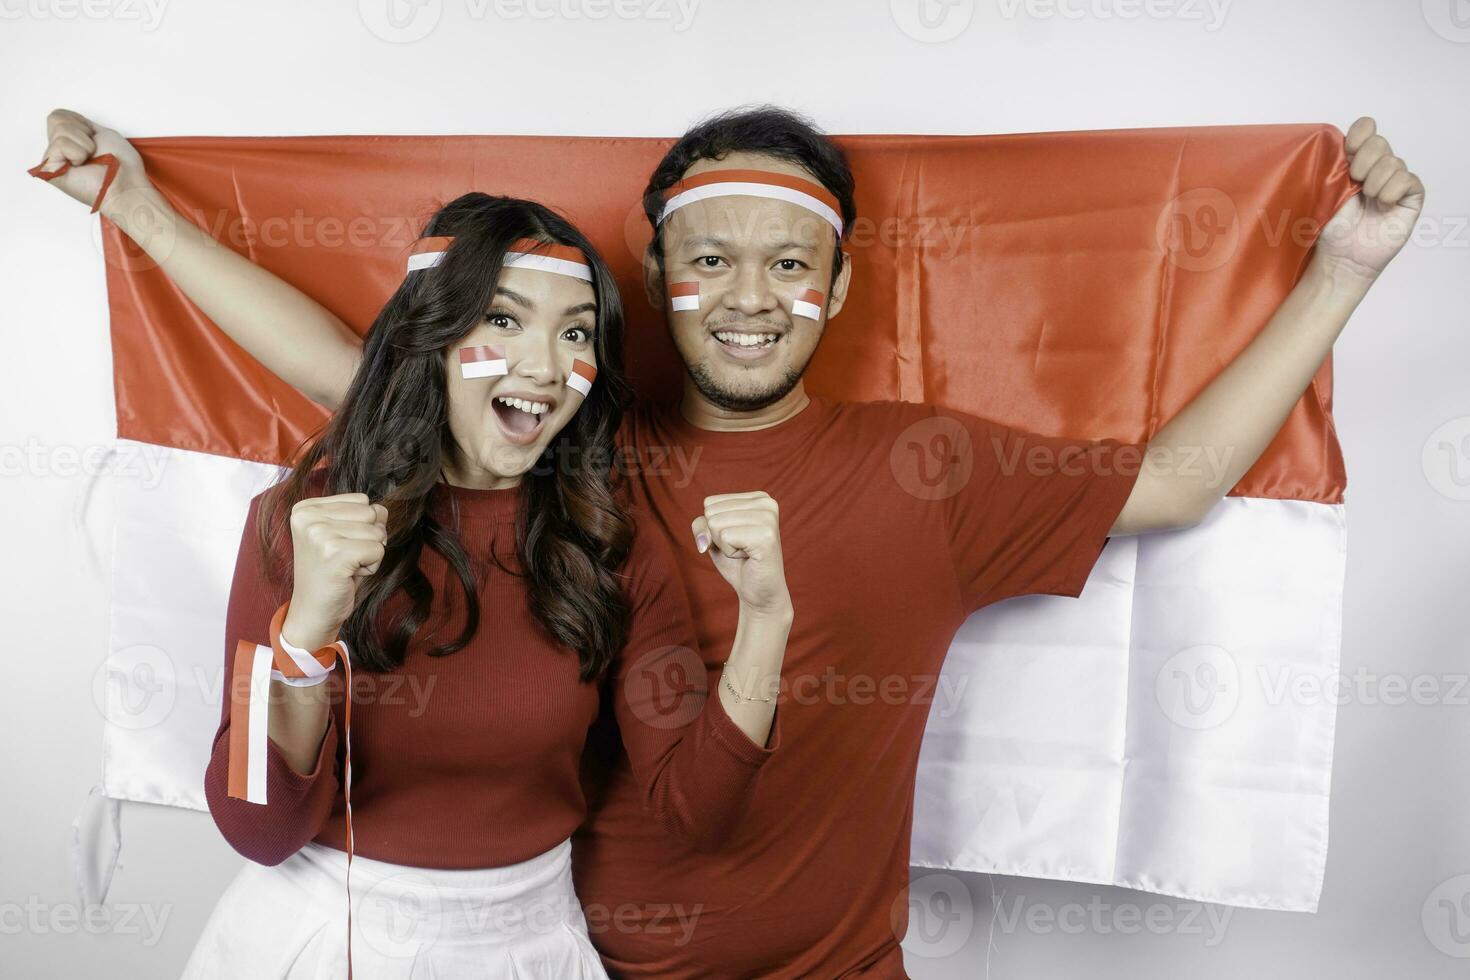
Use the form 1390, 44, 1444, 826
566, 359, 597, 400
792, 287, 826, 321
669, 281, 701, 312
459, 344, 508, 380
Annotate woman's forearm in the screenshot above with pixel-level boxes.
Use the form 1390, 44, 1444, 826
717, 604, 792, 746
266, 607, 341, 774
102, 186, 362, 409
266, 681, 333, 775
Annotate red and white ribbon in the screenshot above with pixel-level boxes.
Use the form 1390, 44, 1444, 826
406, 236, 454, 272
27, 152, 121, 215
408, 236, 593, 282
658, 169, 844, 237
227, 602, 359, 977
504, 238, 594, 281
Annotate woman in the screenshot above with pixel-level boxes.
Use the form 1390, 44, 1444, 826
35, 112, 792, 978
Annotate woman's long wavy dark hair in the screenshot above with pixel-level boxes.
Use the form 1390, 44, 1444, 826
258, 193, 635, 680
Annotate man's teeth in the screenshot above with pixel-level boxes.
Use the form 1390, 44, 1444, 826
714, 331, 779, 348
495, 396, 551, 416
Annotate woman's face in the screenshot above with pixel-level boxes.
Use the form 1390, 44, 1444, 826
442, 264, 598, 488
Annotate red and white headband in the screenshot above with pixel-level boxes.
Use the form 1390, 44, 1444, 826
657, 169, 844, 238
407, 236, 594, 281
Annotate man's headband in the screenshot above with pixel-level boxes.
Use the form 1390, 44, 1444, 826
657, 169, 844, 238
407, 236, 594, 281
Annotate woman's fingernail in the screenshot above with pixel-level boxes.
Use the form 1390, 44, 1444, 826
696, 533, 709, 554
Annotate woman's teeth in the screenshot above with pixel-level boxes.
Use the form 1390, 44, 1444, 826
714, 331, 779, 348
495, 395, 550, 416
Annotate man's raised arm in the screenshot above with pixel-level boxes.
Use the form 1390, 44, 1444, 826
1112, 116, 1424, 536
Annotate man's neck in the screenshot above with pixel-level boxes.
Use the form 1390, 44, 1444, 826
679, 379, 811, 432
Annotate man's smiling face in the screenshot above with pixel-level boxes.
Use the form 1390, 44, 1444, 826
651, 152, 852, 413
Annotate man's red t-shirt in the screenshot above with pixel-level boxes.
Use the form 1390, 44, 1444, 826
574, 396, 1144, 978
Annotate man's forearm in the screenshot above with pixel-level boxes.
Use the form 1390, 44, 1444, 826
1117, 256, 1369, 534
104, 186, 362, 409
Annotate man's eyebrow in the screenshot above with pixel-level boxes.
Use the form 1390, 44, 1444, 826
680, 235, 735, 251
679, 235, 819, 253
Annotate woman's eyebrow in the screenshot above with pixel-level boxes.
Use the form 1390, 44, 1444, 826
564, 302, 597, 316
494, 286, 534, 309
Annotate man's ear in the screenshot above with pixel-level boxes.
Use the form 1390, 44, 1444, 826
826, 249, 855, 321
642, 245, 665, 310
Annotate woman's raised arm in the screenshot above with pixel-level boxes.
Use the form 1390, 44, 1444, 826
35, 109, 363, 409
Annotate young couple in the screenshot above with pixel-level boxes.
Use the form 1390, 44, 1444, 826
38, 106, 1419, 978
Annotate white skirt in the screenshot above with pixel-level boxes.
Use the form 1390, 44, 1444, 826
180, 839, 608, 979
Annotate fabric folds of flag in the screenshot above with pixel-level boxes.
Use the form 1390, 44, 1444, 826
88, 124, 1356, 914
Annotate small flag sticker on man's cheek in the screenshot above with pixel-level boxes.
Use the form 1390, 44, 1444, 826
670, 281, 701, 312
459, 344, 508, 379
567, 359, 597, 398
792, 288, 826, 321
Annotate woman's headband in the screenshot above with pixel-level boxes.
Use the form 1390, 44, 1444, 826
406, 236, 594, 282
656, 169, 844, 238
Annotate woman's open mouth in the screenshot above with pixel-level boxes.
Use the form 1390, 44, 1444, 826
491, 394, 552, 446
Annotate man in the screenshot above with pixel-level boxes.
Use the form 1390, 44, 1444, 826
38, 106, 1422, 977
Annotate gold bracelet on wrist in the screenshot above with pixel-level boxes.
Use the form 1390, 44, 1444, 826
721, 664, 775, 704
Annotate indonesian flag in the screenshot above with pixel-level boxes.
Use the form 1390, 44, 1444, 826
791, 288, 825, 321
84, 124, 1356, 914
459, 344, 508, 379
669, 281, 700, 312
567, 359, 597, 398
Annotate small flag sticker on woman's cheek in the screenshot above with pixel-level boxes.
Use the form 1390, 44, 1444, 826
792, 288, 826, 321
459, 344, 508, 379
567, 359, 597, 397
670, 281, 701, 312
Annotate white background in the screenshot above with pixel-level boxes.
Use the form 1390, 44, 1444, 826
2, 0, 1467, 975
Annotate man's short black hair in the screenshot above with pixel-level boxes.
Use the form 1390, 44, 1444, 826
642, 105, 857, 276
